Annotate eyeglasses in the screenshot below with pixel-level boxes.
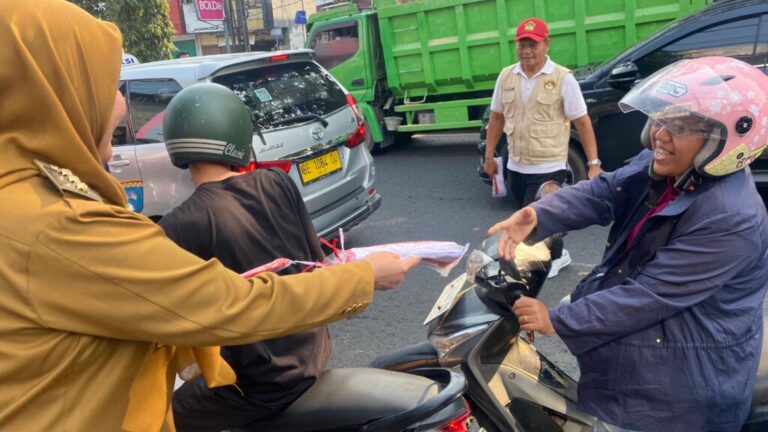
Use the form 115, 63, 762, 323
650, 115, 711, 138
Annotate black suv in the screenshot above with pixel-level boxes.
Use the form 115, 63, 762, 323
479, 0, 768, 186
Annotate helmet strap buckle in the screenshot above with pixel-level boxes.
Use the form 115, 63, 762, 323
673, 168, 703, 193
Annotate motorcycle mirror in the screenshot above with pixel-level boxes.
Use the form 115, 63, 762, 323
480, 231, 503, 260
499, 257, 522, 281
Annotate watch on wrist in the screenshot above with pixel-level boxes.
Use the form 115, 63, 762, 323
587, 158, 602, 167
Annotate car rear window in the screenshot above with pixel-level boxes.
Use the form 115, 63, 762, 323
128, 79, 181, 143
213, 61, 347, 132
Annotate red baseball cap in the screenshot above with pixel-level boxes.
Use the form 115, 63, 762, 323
515, 17, 549, 42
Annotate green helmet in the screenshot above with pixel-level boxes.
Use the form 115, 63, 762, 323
163, 83, 253, 169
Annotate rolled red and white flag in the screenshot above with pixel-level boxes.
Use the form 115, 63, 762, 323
492, 156, 506, 198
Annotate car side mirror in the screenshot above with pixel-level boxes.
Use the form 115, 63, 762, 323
606, 61, 640, 89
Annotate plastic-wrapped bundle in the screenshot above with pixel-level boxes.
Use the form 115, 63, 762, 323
239, 240, 469, 278
323, 241, 469, 277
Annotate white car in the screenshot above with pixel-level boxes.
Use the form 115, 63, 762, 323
112, 50, 380, 239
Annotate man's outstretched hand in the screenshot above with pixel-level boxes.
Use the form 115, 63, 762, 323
364, 252, 422, 291
487, 206, 538, 260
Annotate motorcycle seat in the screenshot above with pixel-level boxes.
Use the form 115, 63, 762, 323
236, 367, 441, 431
369, 341, 443, 371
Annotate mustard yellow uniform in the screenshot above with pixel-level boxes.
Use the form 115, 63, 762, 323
0, 1, 373, 430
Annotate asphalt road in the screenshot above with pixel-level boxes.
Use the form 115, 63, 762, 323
327, 133, 611, 379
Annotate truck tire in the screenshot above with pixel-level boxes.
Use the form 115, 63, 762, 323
396, 131, 413, 145
567, 145, 587, 184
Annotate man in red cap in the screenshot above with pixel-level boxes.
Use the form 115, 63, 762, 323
483, 16, 601, 278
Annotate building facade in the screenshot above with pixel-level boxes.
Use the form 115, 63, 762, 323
168, 0, 317, 55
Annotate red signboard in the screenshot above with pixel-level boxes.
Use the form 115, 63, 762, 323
195, 0, 225, 21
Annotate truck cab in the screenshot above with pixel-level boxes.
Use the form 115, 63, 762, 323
309, 0, 712, 154
308, 8, 389, 150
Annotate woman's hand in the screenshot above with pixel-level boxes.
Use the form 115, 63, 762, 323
512, 296, 555, 335
364, 252, 421, 291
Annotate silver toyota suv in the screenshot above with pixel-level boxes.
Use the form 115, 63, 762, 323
112, 50, 380, 239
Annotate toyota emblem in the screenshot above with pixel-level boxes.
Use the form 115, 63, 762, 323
311, 126, 324, 140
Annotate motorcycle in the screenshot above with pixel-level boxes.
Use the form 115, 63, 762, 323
231, 366, 476, 431
370, 234, 768, 431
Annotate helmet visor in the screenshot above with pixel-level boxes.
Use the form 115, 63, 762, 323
618, 60, 727, 140
648, 109, 715, 138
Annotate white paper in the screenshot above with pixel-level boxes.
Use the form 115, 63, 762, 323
424, 273, 468, 325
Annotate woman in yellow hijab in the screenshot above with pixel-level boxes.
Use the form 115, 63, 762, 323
0, 1, 419, 430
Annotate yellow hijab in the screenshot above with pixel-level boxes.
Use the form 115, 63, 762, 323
0, 0, 126, 206
1, 1, 236, 429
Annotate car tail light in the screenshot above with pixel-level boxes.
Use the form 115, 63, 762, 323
234, 162, 257, 173
346, 122, 366, 148
344, 93, 366, 148
268, 54, 289, 62
234, 160, 292, 174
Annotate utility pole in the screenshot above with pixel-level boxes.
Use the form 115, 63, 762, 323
223, 0, 233, 53
301, 0, 306, 42
262, 0, 274, 32
262, 0, 275, 49
235, 0, 250, 51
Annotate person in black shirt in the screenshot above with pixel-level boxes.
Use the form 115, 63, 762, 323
160, 83, 331, 431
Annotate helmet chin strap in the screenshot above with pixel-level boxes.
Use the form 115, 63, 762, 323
647, 161, 664, 181
645, 162, 668, 208
645, 178, 667, 209
646, 163, 702, 208
673, 167, 703, 193
676, 131, 717, 192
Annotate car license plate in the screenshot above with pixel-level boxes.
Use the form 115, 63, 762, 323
424, 273, 468, 325
298, 149, 342, 184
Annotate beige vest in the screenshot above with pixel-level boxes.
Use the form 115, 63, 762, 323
499, 64, 571, 164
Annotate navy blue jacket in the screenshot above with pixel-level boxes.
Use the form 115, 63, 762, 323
532, 150, 768, 431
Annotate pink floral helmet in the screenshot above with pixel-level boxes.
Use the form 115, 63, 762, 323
619, 56, 768, 177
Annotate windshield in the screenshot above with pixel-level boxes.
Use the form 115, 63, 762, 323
214, 61, 347, 132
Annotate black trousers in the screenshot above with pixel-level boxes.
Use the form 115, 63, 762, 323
173, 377, 277, 432
506, 168, 568, 208
506, 169, 567, 260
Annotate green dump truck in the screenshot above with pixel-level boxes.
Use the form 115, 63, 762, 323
307, 0, 712, 149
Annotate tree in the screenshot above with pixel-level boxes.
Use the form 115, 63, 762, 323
68, 0, 175, 62
68, 0, 108, 18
